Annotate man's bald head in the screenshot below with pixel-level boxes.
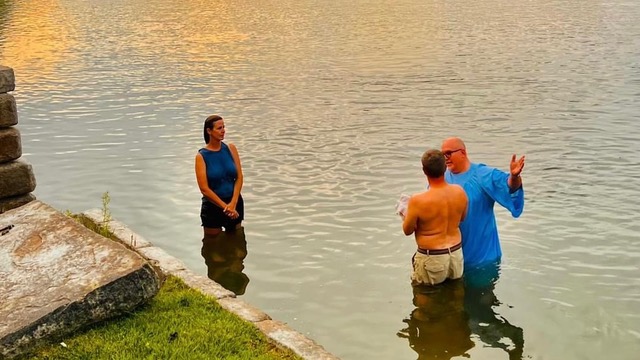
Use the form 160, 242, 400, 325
441, 137, 470, 174
441, 137, 466, 151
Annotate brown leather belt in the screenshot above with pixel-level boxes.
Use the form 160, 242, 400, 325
417, 242, 462, 255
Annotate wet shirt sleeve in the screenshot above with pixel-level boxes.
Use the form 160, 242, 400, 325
477, 165, 524, 218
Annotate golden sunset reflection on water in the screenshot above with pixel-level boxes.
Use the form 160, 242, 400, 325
0, 0, 76, 86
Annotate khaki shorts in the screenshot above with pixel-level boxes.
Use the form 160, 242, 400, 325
411, 247, 464, 286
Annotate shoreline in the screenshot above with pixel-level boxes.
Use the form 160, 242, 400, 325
81, 208, 340, 360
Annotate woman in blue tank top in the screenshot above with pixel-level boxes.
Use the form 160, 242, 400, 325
195, 115, 244, 235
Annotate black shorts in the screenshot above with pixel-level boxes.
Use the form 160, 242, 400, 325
200, 195, 244, 229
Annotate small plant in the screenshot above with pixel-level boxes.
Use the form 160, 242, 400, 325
99, 192, 112, 237
101, 192, 112, 222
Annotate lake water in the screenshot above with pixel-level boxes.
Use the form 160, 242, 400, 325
1, 0, 639, 359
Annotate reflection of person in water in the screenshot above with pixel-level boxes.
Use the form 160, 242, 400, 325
201, 227, 250, 295
397, 280, 474, 359
398, 262, 525, 360
464, 263, 525, 360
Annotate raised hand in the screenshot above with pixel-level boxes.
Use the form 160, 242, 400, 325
510, 154, 525, 177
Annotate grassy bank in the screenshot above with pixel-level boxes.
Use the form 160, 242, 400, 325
16, 204, 302, 360
18, 276, 301, 360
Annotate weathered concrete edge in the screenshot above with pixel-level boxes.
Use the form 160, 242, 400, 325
83, 209, 154, 250
1, 263, 160, 359
81, 209, 340, 360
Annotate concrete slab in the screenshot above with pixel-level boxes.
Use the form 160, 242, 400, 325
172, 268, 236, 300
256, 320, 340, 360
217, 297, 271, 323
0, 201, 161, 359
136, 246, 187, 274
82, 208, 153, 249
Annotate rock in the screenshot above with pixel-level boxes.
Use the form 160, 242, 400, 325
0, 160, 36, 198
0, 94, 18, 128
0, 66, 15, 94
0, 201, 162, 358
0, 193, 35, 214
0, 127, 21, 163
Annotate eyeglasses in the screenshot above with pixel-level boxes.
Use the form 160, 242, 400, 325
443, 149, 463, 158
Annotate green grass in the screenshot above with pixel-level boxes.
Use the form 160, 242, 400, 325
19, 276, 301, 360
16, 206, 302, 360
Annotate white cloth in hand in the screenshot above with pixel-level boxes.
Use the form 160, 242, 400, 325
396, 193, 410, 219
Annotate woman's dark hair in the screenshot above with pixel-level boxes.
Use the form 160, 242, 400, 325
203, 115, 223, 143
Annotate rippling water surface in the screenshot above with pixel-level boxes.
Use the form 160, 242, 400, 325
2, 0, 639, 359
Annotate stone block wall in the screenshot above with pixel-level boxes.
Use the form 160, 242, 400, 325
0, 65, 36, 213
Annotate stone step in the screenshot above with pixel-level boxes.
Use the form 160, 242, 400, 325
0, 201, 162, 359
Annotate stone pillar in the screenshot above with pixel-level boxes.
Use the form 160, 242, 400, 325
0, 65, 36, 213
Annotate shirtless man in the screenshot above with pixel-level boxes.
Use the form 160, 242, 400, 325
402, 149, 468, 286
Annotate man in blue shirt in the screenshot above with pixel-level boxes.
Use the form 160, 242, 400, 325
441, 137, 526, 268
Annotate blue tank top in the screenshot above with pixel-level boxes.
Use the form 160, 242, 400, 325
199, 143, 237, 200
